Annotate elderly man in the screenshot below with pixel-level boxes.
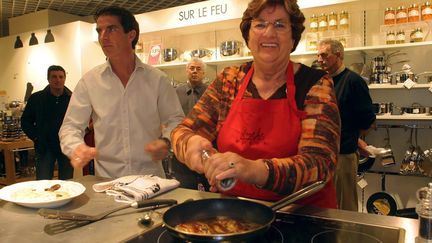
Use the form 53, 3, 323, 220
317, 39, 376, 211
175, 58, 208, 115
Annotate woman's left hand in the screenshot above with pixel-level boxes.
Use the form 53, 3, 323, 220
203, 152, 269, 192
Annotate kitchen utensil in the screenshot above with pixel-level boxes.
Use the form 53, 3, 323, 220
401, 103, 427, 114
366, 173, 402, 216
201, 149, 236, 191
38, 198, 177, 221
380, 127, 396, 167
400, 128, 416, 174
190, 48, 212, 58
220, 40, 242, 56
162, 180, 325, 242
163, 48, 177, 62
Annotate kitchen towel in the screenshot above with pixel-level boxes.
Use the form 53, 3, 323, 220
93, 175, 180, 203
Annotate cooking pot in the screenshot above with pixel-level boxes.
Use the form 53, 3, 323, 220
163, 180, 325, 242
372, 102, 393, 115
190, 48, 212, 58
220, 40, 242, 56
358, 155, 375, 173
401, 103, 427, 114
163, 48, 178, 62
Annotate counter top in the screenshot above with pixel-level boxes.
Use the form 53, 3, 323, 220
0, 176, 419, 243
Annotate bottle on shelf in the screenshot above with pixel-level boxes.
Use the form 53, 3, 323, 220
410, 28, 424, 42
396, 6, 408, 24
339, 11, 349, 29
384, 7, 396, 25
318, 13, 328, 32
386, 31, 396, 44
328, 12, 338, 30
396, 30, 406, 44
408, 4, 420, 22
309, 14, 318, 32
421, 1, 432, 21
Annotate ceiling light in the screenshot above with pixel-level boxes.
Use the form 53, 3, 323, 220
14, 36, 23, 48
44, 29, 55, 43
29, 33, 39, 46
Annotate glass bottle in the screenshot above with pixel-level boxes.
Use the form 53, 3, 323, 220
309, 14, 318, 32
411, 28, 424, 42
396, 6, 408, 24
339, 11, 350, 29
386, 31, 396, 44
396, 30, 406, 44
328, 12, 338, 30
422, 1, 432, 20
408, 4, 420, 22
384, 7, 396, 25
318, 13, 328, 32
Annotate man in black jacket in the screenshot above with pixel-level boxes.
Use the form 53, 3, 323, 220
318, 39, 376, 211
21, 65, 73, 180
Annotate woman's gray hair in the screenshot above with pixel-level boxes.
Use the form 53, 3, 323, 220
319, 39, 344, 60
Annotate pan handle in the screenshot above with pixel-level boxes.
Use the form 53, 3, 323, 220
270, 180, 326, 212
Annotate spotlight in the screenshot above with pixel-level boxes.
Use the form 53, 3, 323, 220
14, 36, 23, 48
44, 29, 55, 43
29, 33, 39, 46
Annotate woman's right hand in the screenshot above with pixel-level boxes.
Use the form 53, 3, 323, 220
70, 143, 97, 169
184, 135, 213, 174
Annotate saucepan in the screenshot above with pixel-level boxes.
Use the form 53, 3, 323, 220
163, 48, 178, 62
162, 180, 325, 242
220, 40, 242, 56
190, 48, 213, 58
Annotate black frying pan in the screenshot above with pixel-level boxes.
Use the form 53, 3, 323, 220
163, 180, 325, 242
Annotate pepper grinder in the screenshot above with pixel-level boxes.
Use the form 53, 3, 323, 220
417, 182, 432, 242
201, 150, 236, 191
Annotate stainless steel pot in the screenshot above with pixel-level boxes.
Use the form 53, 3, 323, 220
401, 103, 427, 114
220, 40, 242, 56
372, 102, 393, 115
163, 48, 178, 62
190, 48, 212, 58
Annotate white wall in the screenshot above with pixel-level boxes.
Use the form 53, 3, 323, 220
0, 21, 104, 101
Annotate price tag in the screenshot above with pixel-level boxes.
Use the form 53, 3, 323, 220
357, 178, 368, 189
403, 78, 416, 89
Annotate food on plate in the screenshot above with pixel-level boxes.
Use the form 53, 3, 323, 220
12, 185, 70, 202
174, 216, 260, 234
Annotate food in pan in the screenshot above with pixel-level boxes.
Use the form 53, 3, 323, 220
12, 184, 70, 202
174, 216, 260, 234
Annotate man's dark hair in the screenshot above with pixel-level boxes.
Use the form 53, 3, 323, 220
94, 6, 140, 49
47, 65, 66, 80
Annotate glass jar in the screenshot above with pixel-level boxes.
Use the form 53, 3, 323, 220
411, 28, 424, 42
309, 14, 318, 32
318, 13, 328, 31
422, 2, 432, 20
384, 7, 396, 25
328, 12, 338, 30
396, 6, 408, 24
408, 4, 420, 22
396, 30, 406, 44
386, 31, 396, 44
339, 11, 349, 29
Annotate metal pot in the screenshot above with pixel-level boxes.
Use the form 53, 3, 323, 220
220, 40, 242, 56
372, 102, 393, 115
163, 181, 325, 242
401, 103, 427, 114
190, 48, 212, 58
163, 48, 177, 62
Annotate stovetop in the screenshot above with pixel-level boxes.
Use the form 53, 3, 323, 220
126, 211, 403, 243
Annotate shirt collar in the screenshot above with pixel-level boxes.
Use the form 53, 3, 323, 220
330, 64, 345, 77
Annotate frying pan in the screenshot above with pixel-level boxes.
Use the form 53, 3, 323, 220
163, 180, 325, 242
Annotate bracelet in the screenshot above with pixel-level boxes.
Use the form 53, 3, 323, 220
255, 159, 272, 189
160, 137, 173, 153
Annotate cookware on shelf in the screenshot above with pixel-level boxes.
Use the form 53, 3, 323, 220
220, 40, 242, 56
163, 48, 178, 62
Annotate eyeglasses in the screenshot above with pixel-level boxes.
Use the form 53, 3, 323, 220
251, 19, 291, 33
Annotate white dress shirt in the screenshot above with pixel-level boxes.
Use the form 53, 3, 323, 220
59, 57, 184, 178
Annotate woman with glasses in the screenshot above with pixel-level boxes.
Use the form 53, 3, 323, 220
171, 0, 340, 208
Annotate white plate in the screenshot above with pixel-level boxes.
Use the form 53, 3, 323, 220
0, 180, 86, 208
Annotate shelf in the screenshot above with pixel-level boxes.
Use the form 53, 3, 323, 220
153, 41, 432, 69
369, 83, 432, 89
376, 114, 432, 120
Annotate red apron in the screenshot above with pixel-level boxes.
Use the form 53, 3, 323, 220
216, 62, 336, 209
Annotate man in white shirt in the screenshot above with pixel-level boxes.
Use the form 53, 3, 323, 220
59, 6, 184, 178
